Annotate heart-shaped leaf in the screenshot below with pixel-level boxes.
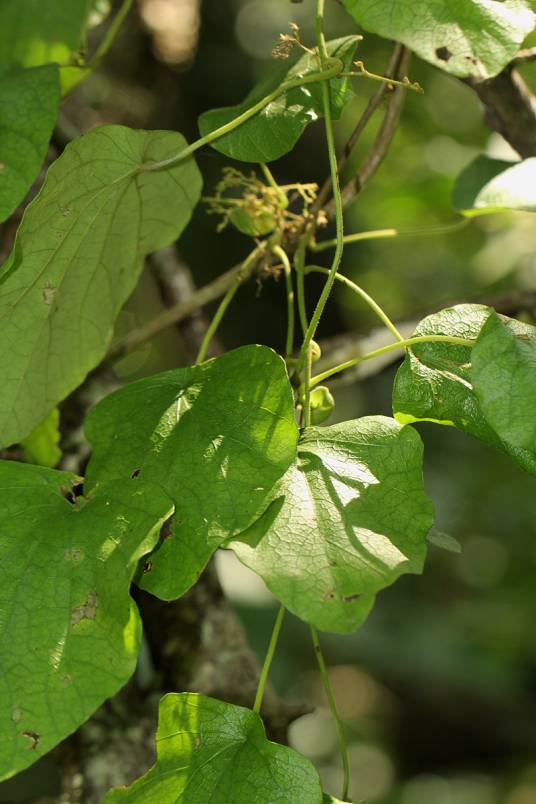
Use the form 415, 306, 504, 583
85, 345, 299, 600
0, 461, 173, 781
231, 416, 434, 633
472, 310, 536, 453
0, 125, 202, 448
103, 693, 323, 803
392, 304, 536, 475
341, 0, 535, 79
198, 37, 360, 163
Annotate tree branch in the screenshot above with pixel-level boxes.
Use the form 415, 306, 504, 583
325, 47, 412, 216
465, 66, 536, 158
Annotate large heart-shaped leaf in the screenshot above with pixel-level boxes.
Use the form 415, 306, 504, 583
0, 461, 173, 781
85, 345, 299, 600
0, 0, 88, 68
341, 0, 535, 79
0, 64, 60, 222
453, 156, 536, 215
472, 310, 536, 453
0, 125, 202, 448
198, 37, 360, 163
103, 693, 323, 803
392, 304, 536, 475
231, 417, 434, 634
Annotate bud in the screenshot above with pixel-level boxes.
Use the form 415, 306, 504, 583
310, 386, 335, 424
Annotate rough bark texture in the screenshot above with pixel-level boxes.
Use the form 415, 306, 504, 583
466, 67, 536, 158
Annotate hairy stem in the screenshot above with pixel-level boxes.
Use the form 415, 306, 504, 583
310, 218, 468, 252
305, 265, 403, 341
309, 334, 475, 387
195, 248, 261, 363
310, 625, 350, 801
253, 606, 286, 715
272, 245, 295, 357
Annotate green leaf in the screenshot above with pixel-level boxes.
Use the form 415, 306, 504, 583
103, 693, 323, 803
0, 461, 173, 781
231, 416, 434, 634
472, 310, 536, 453
453, 156, 536, 215
0, 125, 202, 448
198, 37, 360, 163
341, 0, 535, 79
21, 407, 61, 468
0, 64, 60, 222
392, 304, 536, 475
85, 346, 299, 600
0, 0, 89, 68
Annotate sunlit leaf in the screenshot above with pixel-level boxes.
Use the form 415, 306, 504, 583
103, 693, 324, 803
453, 156, 536, 215
0, 461, 173, 781
21, 407, 61, 468
341, 0, 535, 78
0, 125, 202, 447
472, 310, 536, 453
85, 346, 299, 600
198, 37, 360, 163
392, 304, 536, 475
231, 417, 434, 633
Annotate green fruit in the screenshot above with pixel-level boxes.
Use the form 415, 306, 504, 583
310, 386, 335, 424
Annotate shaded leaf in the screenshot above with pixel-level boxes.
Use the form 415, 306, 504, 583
21, 407, 61, 468
198, 37, 360, 163
0, 461, 173, 781
453, 156, 536, 215
392, 304, 536, 475
231, 417, 434, 634
341, 0, 535, 79
0, 0, 88, 68
0, 64, 60, 222
472, 310, 536, 453
85, 346, 299, 600
103, 693, 323, 803
0, 125, 202, 447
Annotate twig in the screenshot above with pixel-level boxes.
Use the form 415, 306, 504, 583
314, 42, 404, 211
105, 257, 258, 363
512, 47, 536, 66
326, 47, 412, 216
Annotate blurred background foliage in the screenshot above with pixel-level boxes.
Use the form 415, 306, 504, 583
2, 0, 536, 801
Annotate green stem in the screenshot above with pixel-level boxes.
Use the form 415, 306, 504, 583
298, 1, 345, 368
294, 237, 310, 336
89, 0, 134, 70
253, 606, 286, 715
303, 344, 313, 428
310, 625, 350, 801
272, 246, 295, 357
139, 58, 343, 173
195, 247, 260, 364
310, 218, 469, 253
305, 265, 403, 342
261, 163, 287, 206
309, 334, 475, 387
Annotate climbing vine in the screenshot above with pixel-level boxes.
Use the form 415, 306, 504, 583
1, 0, 535, 801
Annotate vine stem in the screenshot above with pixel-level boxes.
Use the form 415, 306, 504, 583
298, 0, 345, 371
272, 245, 295, 357
89, 0, 134, 70
139, 58, 343, 173
305, 265, 403, 342
310, 218, 469, 253
294, 236, 310, 337
195, 247, 261, 363
310, 625, 350, 801
253, 605, 286, 715
309, 334, 475, 387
